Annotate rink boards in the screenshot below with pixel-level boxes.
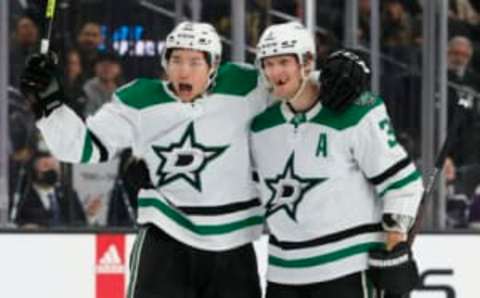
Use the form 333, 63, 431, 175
0, 233, 477, 298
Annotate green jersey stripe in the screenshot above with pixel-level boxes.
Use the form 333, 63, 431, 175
251, 93, 384, 133
138, 198, 264, 235
379, 170, 422, 198
268, 242, 384, 268
311, 94, 383, 130
116, 79, 176, 109
251, 103, 286, 133
80, 130, 93, 163
269, 241, 384, 268
211, 63, 258, 96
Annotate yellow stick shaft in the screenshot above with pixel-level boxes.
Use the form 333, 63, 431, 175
46, 0, 56, 18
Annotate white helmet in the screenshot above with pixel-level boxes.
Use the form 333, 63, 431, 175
161, 21, 222, 70
256, 22, 316, 67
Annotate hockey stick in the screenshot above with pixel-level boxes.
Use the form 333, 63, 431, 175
40, 0, 57, 54
408, 93, 474, 245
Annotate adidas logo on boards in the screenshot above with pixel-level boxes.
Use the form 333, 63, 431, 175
96, 244, 125, 274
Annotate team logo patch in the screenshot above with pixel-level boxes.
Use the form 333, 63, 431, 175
152, 123, 229, 192
265, 153, 327, 221
355, 91, 376, 106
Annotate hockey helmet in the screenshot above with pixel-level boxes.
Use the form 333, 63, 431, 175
161, 21, 222, 71
256, 22, 316, 68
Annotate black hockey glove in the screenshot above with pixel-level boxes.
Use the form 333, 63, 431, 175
121, 157, 154, 191
368, 242, 420, 296
319, 49, 371, 112
20, 52, 65, 119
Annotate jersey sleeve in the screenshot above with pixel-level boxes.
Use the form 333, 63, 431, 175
246, 83, 271, 116
36, 93, 140, 164
352, 103, 424, 218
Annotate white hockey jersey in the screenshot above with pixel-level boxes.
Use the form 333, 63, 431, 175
250, 93, 424, 285
37, 63, 269, 251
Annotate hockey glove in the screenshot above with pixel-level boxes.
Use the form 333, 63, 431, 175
121, 157, 154, 191
319, 49, 371, 112
368, 241, 420, 296
20, 52, 65, 119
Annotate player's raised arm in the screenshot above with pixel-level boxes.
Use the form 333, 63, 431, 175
20, 53, 138, 163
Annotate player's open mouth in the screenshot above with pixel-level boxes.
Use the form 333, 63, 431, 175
179, 83, 193, 92
275, 78, 288, 86
178, 83, 194, 98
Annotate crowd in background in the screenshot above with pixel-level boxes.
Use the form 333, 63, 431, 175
5, 0, 480, 230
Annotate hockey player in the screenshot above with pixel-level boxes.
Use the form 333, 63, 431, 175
20, 20, 362, 297
20, 21, 267, 298
251, 22, 424, 297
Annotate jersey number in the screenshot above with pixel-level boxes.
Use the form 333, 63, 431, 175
316, 133, 328, 157
378, 118, 398, 148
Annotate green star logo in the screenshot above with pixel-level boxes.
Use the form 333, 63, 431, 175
265, 153, 327, 221
152, 123, 229, 192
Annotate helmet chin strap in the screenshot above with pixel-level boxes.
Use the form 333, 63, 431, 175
195, 65, 219, 100
281, 63, 312, 111
206, 65, 218, 89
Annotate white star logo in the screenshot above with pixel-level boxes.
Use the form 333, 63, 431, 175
265, 153, 327, 221
152, 123, 229, 191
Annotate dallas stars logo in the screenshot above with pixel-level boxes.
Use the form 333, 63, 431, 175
265, 153, 327, 221
152, 123, 229, 191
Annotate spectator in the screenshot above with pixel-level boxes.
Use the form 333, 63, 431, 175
447, 36, 480, 167
444, 157, 457, 185
64, 49, 86, 96
381, 0, 414, 47
448, 0, 480, 39
79, 52, 123, 117
15, 152, 87, 228
449, 0, 480, 26
9, 15, 40, 88
64, 49, 87, 117
75, 21, 103, 79
447, 36, 479, 85
7, 87, 36, 220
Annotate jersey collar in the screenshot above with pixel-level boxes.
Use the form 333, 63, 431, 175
280, 99, 323, 124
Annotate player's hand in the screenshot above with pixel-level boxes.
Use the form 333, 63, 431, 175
20, 52, 65, 119
319, 49, 371, 112
386, 231, 407, 251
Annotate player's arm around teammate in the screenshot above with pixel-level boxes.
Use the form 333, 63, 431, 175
20, 22, 266, 298
250, 22, 423, 298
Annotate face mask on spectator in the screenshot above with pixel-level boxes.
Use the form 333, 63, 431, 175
34, 169, 58, 186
